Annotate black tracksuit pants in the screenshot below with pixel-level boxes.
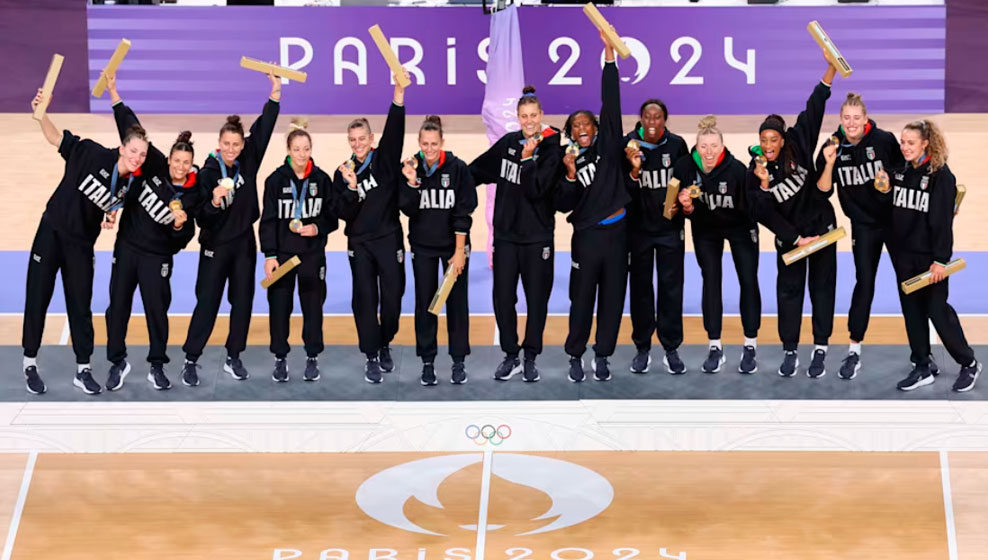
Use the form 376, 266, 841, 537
775, 237, 836, 351
492, 238, 554, 360
267, 251, 327, 359
183, 231, 256, 361
348, 229, 405, 357
22, 219, 95, 364
891, 251, 975, 368
692, 224, 761, 340
106, 243, 173, 366
565, 220, 628, 358
629, 228, 684, 352
411, 246, 470, 363
848, 222, 887, 342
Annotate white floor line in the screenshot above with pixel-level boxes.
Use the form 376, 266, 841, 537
474, 448, 494, 560
58, 320, 69, 346
939, 450, 958, 560
1, 451, 37, 560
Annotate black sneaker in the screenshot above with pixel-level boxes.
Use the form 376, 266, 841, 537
568, 356, 585, 383
379, 346, 395, 373
451, 361, 467, 385
630, 350, 650, 374
224, 357, 250, 381
522, 359, 540, 383
898, 365, 934, 391
24, 366, 46, 395
420, 363, 437, 386
106, 360, 131, 392
663, 350, 686, 375
147, 363, 171, 390
73, 368, 102, 395
839, 352, 861, 380
272, 358, 288, 383
592, 356, 612, 381
953, 361, 982, 393
181, 360, 200, 387
807, 349, 827, 379
304, 357, 320, 382
778, 351, 798, 378
364, 359, 383, 384
493, 356, 522, 381
701, 347, 725, 374
738, 346, 758, 374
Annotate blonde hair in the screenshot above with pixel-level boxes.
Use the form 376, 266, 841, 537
904, 119, 948, 172
286, 117, 311, 148
696, 115, 723, 144
841, 92, 867, 116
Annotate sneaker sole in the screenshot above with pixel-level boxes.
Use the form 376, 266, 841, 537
702, 356, 726, 374
272, 374, 289, 383
72, 377, 101, 395
304, 373, 321, 382
25, 383, 46, 395
421, 379, 438, 386
181, 375, 200, 387
224, 363, 250, 381
364, 375, 382, 384
107, 362, 132, 392
629, 354, 651, 374
839, 362, 862, 380
450, 377, 467, 385
523, 374, 541, 383
807, 369, 827, 379
493, 363, 524, 381
777, 358, 799, 378
898, 374, 935, 391
146, 372, 171, 390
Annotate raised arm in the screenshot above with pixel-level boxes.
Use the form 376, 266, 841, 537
30, 90, 61, 148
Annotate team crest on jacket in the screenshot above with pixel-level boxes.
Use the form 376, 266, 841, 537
309, 183, 317, 197
920, 176, 930, 190
542, 246, 550, 260
866, 146, 876, 161
719, 181, 728, 194
662, 154, 671, 167
441, 173, 451, 188
160, 263, 170, 278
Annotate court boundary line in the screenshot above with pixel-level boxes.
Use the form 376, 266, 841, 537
1, 451, 36, 560
939, 450, 958, 560
474, 448, 494, 560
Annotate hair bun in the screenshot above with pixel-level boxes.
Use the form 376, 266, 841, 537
697, 115, 717, 130
766, 114, 786, 128
424, 115, 442, 127
522, 85, 537, 96
176, 130, 193, 145
225, 115, 242, 127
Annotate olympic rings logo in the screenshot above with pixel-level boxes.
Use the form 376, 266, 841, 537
465, 424, 512, 446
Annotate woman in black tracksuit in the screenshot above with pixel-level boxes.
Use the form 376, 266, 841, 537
180, 71, 281, 386
332, 73, 406, 384
400, 116, 478, 386
556, 37, 631, 384
623, 99, 689, 375
260, 119, 337, 384
22, 88, 149, 396
676, 116, 761, 375
814, 92, 909, 380
469, 88, 561, 384
747, 61, 839, 379
885, 119, 980, 392
104, 76, 198, 392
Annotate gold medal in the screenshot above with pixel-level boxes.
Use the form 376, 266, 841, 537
627, 139, 641, 151
829, 135, 840, 148
220, 177, 234, 192
534, 132, 543, 143
687, 184, 701, 199
345, 160, 355, 172
566, 143, 579, 157
755, 155, 767, 167
289, 219, 303, 233
168, 199, 183, 212
874, 170, 890, 194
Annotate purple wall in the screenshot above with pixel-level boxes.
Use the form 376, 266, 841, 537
0, 0, 89, 113
945, 0, 988, 112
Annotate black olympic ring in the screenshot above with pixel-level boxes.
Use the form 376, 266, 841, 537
464, 424, 512, 446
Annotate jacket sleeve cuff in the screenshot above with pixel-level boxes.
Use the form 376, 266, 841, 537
265, 254, 277, 260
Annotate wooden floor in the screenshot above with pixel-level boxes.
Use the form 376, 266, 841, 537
1, 112, 985, 253
0, 451, 983, 559
0, 313, 984, 348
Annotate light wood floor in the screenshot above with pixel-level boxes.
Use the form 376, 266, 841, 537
0, 451, 983, 559
1, 112, 985, 253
